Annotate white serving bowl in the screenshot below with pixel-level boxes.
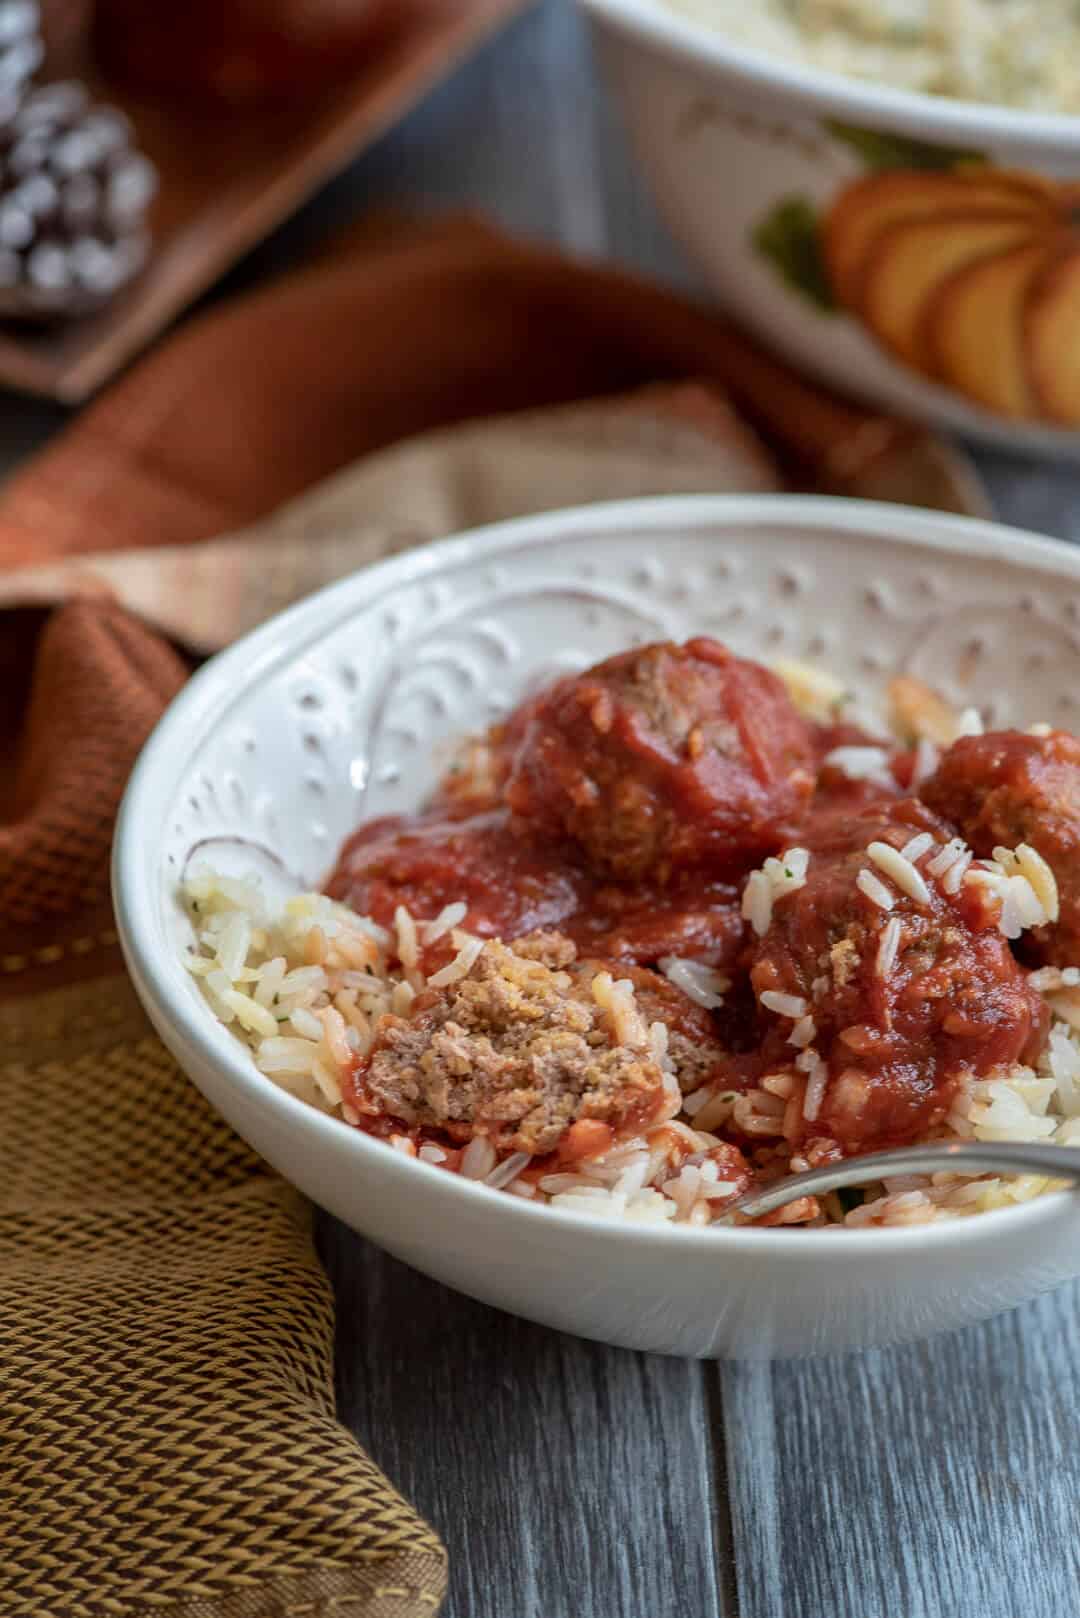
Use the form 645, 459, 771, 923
584, 0, 1080, 458
113, 495, 1080, 1359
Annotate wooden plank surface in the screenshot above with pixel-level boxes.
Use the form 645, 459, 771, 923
721, 1287, 1080, 1618
320, 1226, 737, 1618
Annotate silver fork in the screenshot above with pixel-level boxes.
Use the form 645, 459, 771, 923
725, 1140, 1080, 1221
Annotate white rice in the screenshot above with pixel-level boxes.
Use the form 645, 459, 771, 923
797, 1050, 828, 1123
789, 1014, 817, 1049
663, 0, 1080, 114
426, 931, 485, 988
591, 970, 650, 1049
867, 840, 931, 906
184, 855, 1080, 1229
823, 746, 894, 789
927, 837, 968, 880
1029, 967, 1080, 993
963, 844, 1057, 940
182, 645, 1080, 1242
658, 956, 729, 1009
422, 901, 468, 946
461, 1137, 497, 1180
485, 1150, 531, 1187
741, 847, 810, 937
741, 870, 773, 938
760, 989, 808, 1019
900, 832, 934, 864
875, 916, 902, 978
942, 850, 973, 896
856, 868, 895, 912
911, 737, 941, 789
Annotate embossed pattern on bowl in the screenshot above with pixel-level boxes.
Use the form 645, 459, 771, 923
115, 496, 1080, 1357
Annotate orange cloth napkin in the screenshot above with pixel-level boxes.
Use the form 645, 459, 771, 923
0, 214, 985, 1618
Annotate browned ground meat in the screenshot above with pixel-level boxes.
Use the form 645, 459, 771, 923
750, 800, 1048, 1151
570, 959, 730, 1095
349, 936, 671, 1158
921, 729, 1080, 964
503, 638, 817, 882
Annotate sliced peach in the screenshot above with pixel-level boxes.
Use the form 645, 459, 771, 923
824, 170, 1051, 307
925, 238, 1064, 418
1026, 247, 1080, 426
857, 210, 1039, 372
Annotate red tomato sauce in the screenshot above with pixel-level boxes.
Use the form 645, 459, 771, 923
325, 642, 1061, 1160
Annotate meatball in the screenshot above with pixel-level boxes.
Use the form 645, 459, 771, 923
348, 937, 672, 1159
921, 729, 1080, 964
325, 808, 585, 945
562, 876, 746, 968
504, 638, 817, 881
749, 801, 1048, 1151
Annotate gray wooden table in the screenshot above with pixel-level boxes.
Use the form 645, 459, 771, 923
8, 4, 1080, 1614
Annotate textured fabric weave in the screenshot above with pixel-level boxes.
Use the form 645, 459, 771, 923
0, 977, 446, 1618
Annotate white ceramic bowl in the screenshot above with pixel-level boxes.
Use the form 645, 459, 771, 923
584, 0, 1080, 458
113, 495, 1080, 1359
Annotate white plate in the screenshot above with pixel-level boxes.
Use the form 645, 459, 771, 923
113, 495, 1080, 1358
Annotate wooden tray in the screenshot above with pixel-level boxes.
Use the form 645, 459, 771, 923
0, 0, 526, 402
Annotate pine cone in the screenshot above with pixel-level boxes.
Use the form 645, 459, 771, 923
0, 78, 157, 319
0, 2, 43, 92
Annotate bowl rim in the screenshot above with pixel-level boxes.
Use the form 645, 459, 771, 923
113, 492, 1080, 1257
581, 0, 1080, 150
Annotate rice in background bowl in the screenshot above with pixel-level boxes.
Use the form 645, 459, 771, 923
583, 0, 1080, 457
664, 0, 1080, 114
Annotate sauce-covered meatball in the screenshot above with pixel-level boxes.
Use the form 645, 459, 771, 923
749, 801, 1048, 1151
325, 808, 585, 944
324, 807, 747, 968
562, 876, 745, 968
504, 638, 817, 881
921, 729, 1080, 964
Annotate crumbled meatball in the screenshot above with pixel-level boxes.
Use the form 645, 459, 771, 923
571, 958, 730, 1095
504, 638, 817, 882
350, 938, 670, 1157
921, 729, 1080, 964
511, 930, 578, 969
